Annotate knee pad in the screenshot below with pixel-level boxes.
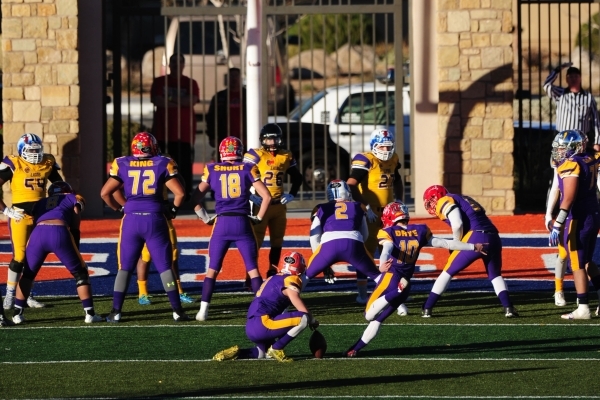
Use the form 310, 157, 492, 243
73, 268, 90, 287
9, 259, 24, 274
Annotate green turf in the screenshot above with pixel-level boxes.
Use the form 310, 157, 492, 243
1, 292, 599, 399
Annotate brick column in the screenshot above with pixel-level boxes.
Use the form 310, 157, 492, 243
1, 0, 79, 205
437, 0, 514, 214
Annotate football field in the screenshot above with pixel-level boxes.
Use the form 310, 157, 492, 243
1, 215, 599, 399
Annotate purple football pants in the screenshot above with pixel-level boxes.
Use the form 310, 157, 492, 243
306, 238, 379, 280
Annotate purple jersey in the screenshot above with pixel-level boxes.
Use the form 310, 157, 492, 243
315, 201, 365, 233
32, 193, 81, 225
556, 153, 600, 218
202, 162, 259, 215
436, 193, 497, 234
109, 155, 178, 213
377, 224, 432, 279
247, 274, 302, 318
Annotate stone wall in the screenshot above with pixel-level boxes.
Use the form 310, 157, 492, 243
1, 0, 79, 204
437, 0, 514, 214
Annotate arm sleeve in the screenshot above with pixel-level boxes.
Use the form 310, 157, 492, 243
446, 207, 464, 241
543, 69, 564, 101
309, 216, 323, 252
360, 216, 369, 241
349, 167, 368, 182
286, 166, 304, 197
48, 168, 63, 183
379, 240, 394, 262
546, 171, 559, 218
429, 237, 475, 251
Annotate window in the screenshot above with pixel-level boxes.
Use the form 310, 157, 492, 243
338, 91, 395, 125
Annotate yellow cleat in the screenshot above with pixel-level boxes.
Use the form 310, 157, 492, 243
267, 346, 293, 362
213, 345, 239, 361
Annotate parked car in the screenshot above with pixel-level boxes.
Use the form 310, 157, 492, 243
270, 82, 411, 168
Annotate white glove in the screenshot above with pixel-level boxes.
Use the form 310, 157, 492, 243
549, 223, 562, 247
544, 214, 553, 232
195, 208, 212, 224
365, 204, 378, 223
3, 206, 24, 221
281, 193, 294, 205
249, 194, 263, 205
248, 215, 262, 225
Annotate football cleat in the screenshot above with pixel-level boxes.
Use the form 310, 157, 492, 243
179, 293, 195, 304
355, 295, 368, 305
213, 345, 240, 361
138, 295, 152, 306
561, 306, 591, 320
106, 309, 122, 323
422, 308, 432, 318
596, 306, 599, 317
397, 304, 409, 316
12, 308, 25, 324
554, 291, 567, 307
267, 346, 293, 362
196, 302, 209, 321
85, 314, 103, 323
0, 314, 13, 327
504, 306, 519, 318
27, 295, 45, 308
3, 289, 15, 310
173, 309, 190, 322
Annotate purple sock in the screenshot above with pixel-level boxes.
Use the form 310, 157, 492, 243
81, 298, 93, 309
166, 290, 182, 309
250, 276, 263, 294
272, 334, 294, 350
112, 291, 126, 310
202, 277, 216, 303
576, 292, 589, 305
15, 298, 26, 309
423, 292, 441, 310
497, 290, 512, 308
353, 339, 368, 352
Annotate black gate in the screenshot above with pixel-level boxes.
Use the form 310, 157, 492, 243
515, 0, 600, 210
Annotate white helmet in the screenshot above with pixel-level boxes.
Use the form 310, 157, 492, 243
17, 133, 44, 164
369, 129, 395, 161
327, 180, 352, 202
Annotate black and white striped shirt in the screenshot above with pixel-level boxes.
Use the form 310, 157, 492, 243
543, 69, 600, 144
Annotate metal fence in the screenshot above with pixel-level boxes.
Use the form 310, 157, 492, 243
106, 0, 409, 203
515, 0, 600, 210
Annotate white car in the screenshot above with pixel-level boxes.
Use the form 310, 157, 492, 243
269, 82, 410, 164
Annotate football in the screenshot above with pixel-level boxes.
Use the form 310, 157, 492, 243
309, 329, 327, 359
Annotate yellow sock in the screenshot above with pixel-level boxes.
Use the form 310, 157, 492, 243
138, 280, 148, 297
6, 281, 17, 290
555, 278, 564, 292
177, 279, 183, 294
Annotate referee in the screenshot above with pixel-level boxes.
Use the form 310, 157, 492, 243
543, 62, 600, 310
543, 62, 600, 151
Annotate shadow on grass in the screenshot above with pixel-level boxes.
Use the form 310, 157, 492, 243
131, 367, 550, 399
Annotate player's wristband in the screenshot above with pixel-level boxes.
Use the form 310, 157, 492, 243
555, 208, 568, 226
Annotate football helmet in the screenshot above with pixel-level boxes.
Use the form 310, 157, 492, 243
131, 132, 158, 158
17, 133, 44, 164
423, 185, 448, 216
551, 130, 586, 166
280, 251, 306, 276
260, 123, 283, 152
369, 129, 395, 161
326, 179, 352, 202
219, 136, 244, 161
48, 181, 73, 196
381, 201, 410, 228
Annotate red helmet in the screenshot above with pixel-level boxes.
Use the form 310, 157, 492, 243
423, 185, 448, 216
131, 132, 158, 158
280, 251, 306, 276
381, 201, 410, 228
219, 136, 244, 161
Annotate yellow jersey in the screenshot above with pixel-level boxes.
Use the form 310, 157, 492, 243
0, 154, 61, 208
243, 148, 297, 200
350, 151, 400, 210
